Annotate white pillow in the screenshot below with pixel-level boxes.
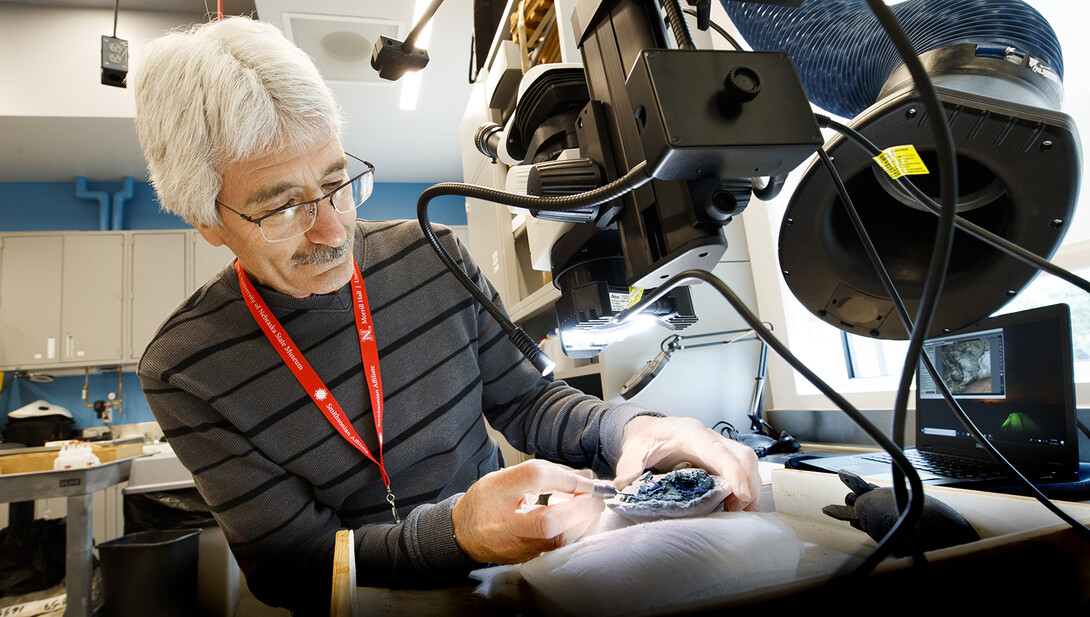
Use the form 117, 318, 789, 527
519, 512, 803, 617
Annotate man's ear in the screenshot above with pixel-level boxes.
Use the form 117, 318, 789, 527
194, 222, 226, 247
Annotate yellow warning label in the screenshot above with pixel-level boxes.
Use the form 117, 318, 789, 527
628, 287, 644, 308
873, 145, 930, 179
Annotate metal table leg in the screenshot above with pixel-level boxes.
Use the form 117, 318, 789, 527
65, 491, 94, 617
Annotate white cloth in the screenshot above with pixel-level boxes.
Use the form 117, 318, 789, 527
9, 399, 72, 419
519, 512, 803, 617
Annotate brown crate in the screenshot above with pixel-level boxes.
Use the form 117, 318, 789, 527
92, 443, 144, 462
0, 451, 59, 475
0, 443, 144, 474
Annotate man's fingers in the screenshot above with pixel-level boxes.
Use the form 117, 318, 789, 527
528, 460, 598, 495
613, 452, 646, 489
498, 460, 598, 501
691, 439, 759, 507
516, 494, 604, 541
614, 416, 762, 511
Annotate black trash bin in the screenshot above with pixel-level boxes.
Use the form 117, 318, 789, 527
96, 528, 201, 617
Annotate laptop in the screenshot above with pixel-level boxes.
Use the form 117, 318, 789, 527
795, 303, 1088, 497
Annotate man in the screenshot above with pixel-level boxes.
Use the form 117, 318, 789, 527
132, 16, 759, 614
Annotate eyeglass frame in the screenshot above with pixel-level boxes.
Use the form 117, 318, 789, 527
215, 153, 375, 243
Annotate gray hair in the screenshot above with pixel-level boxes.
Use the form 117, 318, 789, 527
131, 17, 344, 227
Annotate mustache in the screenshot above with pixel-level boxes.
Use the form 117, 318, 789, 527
292, 235, 351, 266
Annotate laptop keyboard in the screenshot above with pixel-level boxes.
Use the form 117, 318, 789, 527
860, 450, 1008, 480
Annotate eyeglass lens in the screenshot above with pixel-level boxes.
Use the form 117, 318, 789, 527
260, 170, 373, 242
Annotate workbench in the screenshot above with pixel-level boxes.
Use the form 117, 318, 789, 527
0, 457, 138, 617
330, 467, 1090, 615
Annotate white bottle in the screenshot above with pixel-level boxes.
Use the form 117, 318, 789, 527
54, 443, 101, 470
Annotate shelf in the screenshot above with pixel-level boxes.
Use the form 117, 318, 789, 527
555, 362, 601, 380
511, 212, 528, 236
508, 283, 560, 323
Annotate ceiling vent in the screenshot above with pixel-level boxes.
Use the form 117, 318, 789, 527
282, 12, 403, 84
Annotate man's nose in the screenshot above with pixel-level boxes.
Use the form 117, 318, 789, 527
305, 197, 348, 246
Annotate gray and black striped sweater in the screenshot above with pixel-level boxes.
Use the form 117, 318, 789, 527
138, 219, 651, 614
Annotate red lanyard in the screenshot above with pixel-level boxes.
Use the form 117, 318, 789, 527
235, 259, 400, 523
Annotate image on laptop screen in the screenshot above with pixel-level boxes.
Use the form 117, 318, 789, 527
920, 328, 1006, 401
914, 304, 1075, 460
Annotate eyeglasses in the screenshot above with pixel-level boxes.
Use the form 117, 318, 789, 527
216, 153, 375, 243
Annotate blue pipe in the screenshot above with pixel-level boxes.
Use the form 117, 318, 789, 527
721, 0, 1063, 119
111, 176, 134, 230
75, 176, 110, 231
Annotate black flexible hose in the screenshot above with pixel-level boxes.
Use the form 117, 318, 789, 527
417, 163, 654, 374
752, 174, 788, 201
661, 0, 696, 50
683, 8, 743, 50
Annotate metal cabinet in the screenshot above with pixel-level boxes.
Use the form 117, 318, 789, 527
128, 231, 188, 362
0, 231, 235, 371
190, 232, 235, 291
0, 232, 124, 369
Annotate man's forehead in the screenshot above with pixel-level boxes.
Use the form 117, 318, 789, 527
241, 157, 348, 207
219, 142, 347, 207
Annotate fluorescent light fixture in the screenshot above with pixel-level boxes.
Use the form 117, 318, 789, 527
399, 72, 423, 110
399, 0, 435, 110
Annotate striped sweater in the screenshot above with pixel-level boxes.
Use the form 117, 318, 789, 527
138, 219, 650, 614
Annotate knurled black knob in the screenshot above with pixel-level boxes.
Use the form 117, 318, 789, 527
718, 66, 762, 117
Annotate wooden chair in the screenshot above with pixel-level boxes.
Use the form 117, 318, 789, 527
331, 529, 358, 617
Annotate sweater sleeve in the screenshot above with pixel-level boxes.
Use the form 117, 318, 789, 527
138, 371, 479, 615
439, 232, 661, 477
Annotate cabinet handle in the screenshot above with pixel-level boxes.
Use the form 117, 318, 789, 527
66, 336, 73, 358
47, 337, 56, 359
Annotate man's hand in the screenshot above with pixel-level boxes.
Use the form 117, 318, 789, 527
614, 415, 761, 512
451, 459, 605, 564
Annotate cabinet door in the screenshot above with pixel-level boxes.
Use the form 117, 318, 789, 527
191, 233, 234, 292
61, 233, 125, 364
129, 232, 188, 362
0, 234, 64, 368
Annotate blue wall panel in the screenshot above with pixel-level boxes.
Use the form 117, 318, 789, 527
0, 178, 466, 433
0, 179, 465, 232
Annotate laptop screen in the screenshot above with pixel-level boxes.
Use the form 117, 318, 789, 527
914, 303, 1078, 472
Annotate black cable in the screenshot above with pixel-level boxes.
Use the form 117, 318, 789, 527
468, 33, 478, 84
617, 267, 927, 519
817, 114, 1090, 297
857, 0, 960, 571
819, 149, 1090, 542
681, 8, 743, 50
818, 132, 1090, 538
412, 0, 1008, 576
415, 160, 927, 573
414, 164, 926, 536
417, 162, 654, 374
660, 0, 696, 50
713, 421, 740, 440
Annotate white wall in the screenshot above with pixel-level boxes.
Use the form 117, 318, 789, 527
0, 4, 204, 118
